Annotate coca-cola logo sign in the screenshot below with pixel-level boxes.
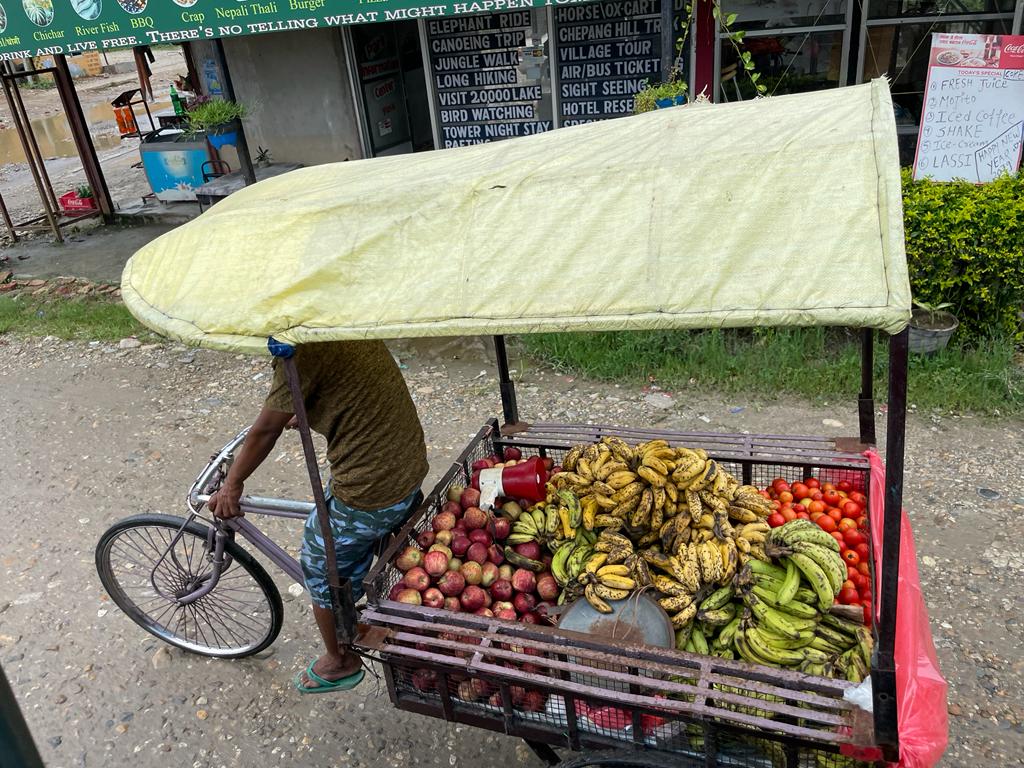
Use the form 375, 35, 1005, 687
1005, 43, 1024, 55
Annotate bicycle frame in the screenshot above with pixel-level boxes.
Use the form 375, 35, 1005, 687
148, 427, 317, 605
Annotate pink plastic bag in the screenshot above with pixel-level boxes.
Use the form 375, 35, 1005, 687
860, 450, 949, 767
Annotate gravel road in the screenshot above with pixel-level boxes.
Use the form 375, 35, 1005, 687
0, 334, 1021, 767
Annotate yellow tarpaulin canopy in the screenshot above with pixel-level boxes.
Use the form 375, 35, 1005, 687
122, 79, 911, 355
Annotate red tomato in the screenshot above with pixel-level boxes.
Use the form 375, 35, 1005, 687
853, 573, 871, 592
821, 482, 836, 492
863, 605, 873, 625
838, 518, 857, 532
772, 478, 790, 494
847, 564, 859, 579
842, 579, 856, 592
811, 491, 824, 502
838, 587, 860, 605
770, 500, 781, 510
778, 491, 794, 505
798, 498, 813, 509
843, 528, 864, 546
810, 511, 824, 523
842, 501, 861, 519
838, 480, 853, 492
828, 508, 843, 523
795, 511, 810, 520
857, 515, 868, 530
792, 482, 810, 500
767, 512, 786, 528
817, 515, 837, 533
857, 562, 870, 576
843, 550, 861, 566
850, 492, 868, 507
805, 478, 821, 489
780, 508, 797, 522
855, 543, 870, 561
759, 490, 771, 499
831, 533, 846, 549
822, 489, 842, 506
808, 500, 826, 515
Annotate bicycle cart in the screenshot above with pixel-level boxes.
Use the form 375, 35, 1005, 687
102, 79, 947, 767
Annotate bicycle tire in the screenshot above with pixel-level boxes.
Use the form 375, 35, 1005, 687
96, 513, 284, 659
557, 750, 708, 768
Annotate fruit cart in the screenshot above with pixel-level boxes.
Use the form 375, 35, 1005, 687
119, 79, 946, 766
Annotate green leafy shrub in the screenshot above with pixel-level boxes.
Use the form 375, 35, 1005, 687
633, 79, 689, 114
185, 98, 247, 134
902, 170, 1024, 341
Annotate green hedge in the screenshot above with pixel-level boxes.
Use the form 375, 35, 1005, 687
902, 170, 1024, 341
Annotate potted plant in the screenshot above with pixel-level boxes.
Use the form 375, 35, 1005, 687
185, 98, 248, 150
633, 75, 689, 114
909, 299, 958, 354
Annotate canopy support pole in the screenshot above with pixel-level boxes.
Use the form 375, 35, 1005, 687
493, 335, 519, 426
858, 328, 876, 445
212, 38, 258, 188
276, 346, 355, 644
872, 327, 908, 760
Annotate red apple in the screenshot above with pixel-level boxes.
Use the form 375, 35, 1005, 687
514, 541, 541, 561
411, 668, 438, 693
434, 530, 453, 546
475, 607, 494, 617
463, 507, 488, 531
519, 612, 539, 625
460, 585, 487, 612
450, 534, 471, 557
453, 520, 467, 534
460, 488, 481, 510
422, 587, 445, 608
466, 542, 489, 565
423, 550, 450, 578
437, 570, 466, 597
494, 608, 517, 621
432, 511, 456, 532
394, 545, 423, 572
512, 568, 537, 594
442, 501, 462, 518
471, 458, 494, 471
513, 592, 537, 614
487, 544, 505, 566
491, 517, 511, 540
428, 543, 452, 559
396, 588, 422, 605
536, 573, 559, 602
448, 557, 462, 572
443, 596, 461, 612
416, 530, 435, 549
521, 691, 546, 711
403, 566, 431, 592
490, 579, 513, 602
493, 600, 514, 613
503, 447, 522, 461
480, 561, 499, 588
460, 561, 483, 586
500, 501, 523, 520
468, 528, 492, 546
446, 484, 465, 504
387, 583, 405, 601
498, 565, 513, 582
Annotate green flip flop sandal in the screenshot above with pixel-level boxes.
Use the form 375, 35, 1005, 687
293, 661, 365, 694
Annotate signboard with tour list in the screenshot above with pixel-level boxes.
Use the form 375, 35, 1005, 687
913, 33, 1024, 183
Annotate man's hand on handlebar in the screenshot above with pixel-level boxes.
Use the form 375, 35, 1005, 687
209, 480, 244, 519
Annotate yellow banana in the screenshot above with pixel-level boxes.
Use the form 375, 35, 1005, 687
606, 471, 638, 490
585, 584, 613, 614
596, 564, 631, 578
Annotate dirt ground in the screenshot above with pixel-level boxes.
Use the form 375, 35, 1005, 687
0, 333, 1021, 767
0, 48, 186, 230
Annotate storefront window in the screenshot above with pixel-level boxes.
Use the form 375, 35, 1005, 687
720, 0, 848, 30
553, 0, 688, 126
868, 0, 1015, 18
719, 30, 845, 100
861, 17, 1014, 159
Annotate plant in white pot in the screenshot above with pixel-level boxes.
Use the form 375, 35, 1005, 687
909, 299, 958, 354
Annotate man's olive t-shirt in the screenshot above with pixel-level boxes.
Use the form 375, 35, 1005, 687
264, 341, 428, 510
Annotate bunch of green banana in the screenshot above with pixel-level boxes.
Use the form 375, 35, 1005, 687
550, 529, 597, 587
506, 505, 548, 545
765, 520, 848, 611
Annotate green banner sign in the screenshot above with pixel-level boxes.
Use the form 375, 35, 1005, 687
0, 0, 557, 58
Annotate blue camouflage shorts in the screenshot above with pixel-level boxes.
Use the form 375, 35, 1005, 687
300, 487, 420, 608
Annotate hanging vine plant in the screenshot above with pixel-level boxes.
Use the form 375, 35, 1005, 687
632, 0, 765, 114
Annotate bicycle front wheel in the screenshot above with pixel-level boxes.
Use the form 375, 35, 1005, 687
96, 514, 283, 658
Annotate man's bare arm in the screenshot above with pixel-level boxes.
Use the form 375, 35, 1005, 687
208, 407, 293, 518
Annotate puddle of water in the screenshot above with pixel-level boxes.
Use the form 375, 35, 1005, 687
0, 100, 170, 165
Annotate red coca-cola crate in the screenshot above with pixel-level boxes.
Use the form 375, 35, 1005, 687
59, 191, 98, 214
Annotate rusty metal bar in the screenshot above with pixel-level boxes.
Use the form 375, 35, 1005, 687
8, 73, 58, 213
54, 55, 113, 220
0, 63, 61, 242
493, 335, 520, 426
859, 328, 877, 445
0, 191, 16, 243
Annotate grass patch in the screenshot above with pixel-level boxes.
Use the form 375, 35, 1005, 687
519, 328, 1024, 415
0, 295, 147, 341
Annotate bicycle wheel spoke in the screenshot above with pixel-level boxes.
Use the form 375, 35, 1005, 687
199, 596, 265, 636
193, 600, 242, 648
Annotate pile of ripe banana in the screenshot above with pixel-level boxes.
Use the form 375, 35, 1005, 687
505, 437, 873, 683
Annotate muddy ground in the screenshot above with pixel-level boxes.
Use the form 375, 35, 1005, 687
0, 334, 1021, 766
0, 48, 185, 229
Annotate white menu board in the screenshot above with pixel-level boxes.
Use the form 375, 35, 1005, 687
913, 33, 1024, 183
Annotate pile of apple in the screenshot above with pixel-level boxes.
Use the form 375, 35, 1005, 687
387, 481, 560, 625
761, 474, 874, 625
